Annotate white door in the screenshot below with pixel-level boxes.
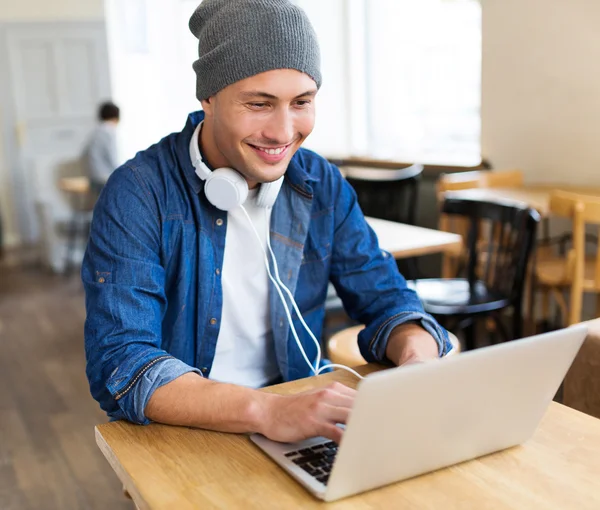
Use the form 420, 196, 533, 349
1, 21, 111, 243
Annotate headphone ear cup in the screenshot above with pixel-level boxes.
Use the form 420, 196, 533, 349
204, 168, 249, 211
256, 176, 284, 209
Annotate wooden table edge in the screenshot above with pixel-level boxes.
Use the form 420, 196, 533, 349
95, 425, 149, 510
390, 238, 463, 259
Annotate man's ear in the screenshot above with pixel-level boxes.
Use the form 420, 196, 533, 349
201, 97, 213, 116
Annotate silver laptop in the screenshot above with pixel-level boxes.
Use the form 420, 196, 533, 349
250, 325, 587, 502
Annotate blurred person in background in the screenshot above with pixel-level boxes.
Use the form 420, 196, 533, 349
83, 101, 120, 195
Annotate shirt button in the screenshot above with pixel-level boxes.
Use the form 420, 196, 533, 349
279, 319, 284, 327
98, 277, 105, 283
201, 367, 208, 374
215, 268, 220, 275
216, 218, 224, 227
210, 318, 217, 325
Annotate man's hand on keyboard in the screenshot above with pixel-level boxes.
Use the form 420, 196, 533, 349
258, 382, 356, 443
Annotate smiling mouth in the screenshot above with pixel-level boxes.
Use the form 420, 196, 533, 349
248, 143, 292, 155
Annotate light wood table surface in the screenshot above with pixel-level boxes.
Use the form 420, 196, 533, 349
446, 185, 600, 217
366, 217, 462, 259
58, 176, 91, 194
96, 364, 600, 509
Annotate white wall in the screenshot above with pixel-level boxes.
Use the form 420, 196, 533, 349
104, 0, 200, 162
295, 0, 351, 157
0, 0, 105, 247
0, 0, 104, 21
481, 0, 600, 184
0, 109, 17, 246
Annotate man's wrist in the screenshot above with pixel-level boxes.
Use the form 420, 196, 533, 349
247, 392, 279, 436
385, 322, 439, 366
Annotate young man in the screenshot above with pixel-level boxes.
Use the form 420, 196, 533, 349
83, 101, 120, 194
83, 0, 452, 444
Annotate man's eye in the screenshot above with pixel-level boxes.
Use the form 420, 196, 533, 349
250, 102, 268, 109
295, 100, 311, 107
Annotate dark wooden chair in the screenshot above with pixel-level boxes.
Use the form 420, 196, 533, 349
344, 163, 423, 225
409, 196, 540, 350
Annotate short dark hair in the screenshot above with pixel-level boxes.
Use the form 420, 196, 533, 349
98, 101, 120, 121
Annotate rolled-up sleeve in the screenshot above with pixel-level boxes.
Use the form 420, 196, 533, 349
128, 358, 202, 424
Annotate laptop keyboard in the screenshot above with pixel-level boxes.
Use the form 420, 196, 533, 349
284, 441, 338, 485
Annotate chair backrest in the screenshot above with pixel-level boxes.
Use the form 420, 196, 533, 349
437, 169, 525, 278
442, 196, 540, 331
437, 169, 524, 196
344, 164, 424, 225
480, 169, 524, 188
436, 170, 483, 196
548, 190, 600, 325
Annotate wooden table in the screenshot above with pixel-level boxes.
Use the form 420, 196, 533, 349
366, 217, 462, 259
58, 176, 91, 194
96, 364, 600, 509
446, 185, 600, 217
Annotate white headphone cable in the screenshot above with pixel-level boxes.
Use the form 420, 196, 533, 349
239, 205, 318, 373
239, 204, 364, 380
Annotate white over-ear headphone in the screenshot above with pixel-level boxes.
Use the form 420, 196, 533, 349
189, 122, 284, 211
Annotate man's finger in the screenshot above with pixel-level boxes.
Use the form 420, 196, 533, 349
327, 382, 358, 397
321, 404, 352, 424
322, 393, 355, 410
318, 423, 343, 444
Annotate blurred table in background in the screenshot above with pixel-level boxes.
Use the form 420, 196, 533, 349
58, 176, 91, 195
445, 185, 600, 217
366, 217, 462, 259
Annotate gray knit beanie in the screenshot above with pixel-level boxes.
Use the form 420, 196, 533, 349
189, 0, 322, 101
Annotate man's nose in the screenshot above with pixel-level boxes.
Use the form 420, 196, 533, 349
262, 108, 294, 145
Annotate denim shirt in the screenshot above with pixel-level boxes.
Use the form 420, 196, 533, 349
83, 111, 451, 424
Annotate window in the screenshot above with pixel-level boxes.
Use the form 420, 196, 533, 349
107, 0, 481, 166
365, 0, 481, 165
300, 0, 482, 166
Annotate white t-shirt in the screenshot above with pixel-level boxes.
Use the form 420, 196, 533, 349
188, 125, 280, 388
207, 188, 280, 387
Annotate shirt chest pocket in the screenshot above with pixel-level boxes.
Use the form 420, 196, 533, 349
296, 212, 334, 310
301, 208, 333, 266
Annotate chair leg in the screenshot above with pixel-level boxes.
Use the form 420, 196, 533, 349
464, 320, 476, 351
512, 306, 523, 340
407, 257, 420, 280
541, 289, 550, 327
491, 313, 510, 343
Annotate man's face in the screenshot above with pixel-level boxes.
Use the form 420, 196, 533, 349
201, 69, 317, 188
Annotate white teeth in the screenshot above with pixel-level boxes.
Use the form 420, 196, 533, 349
256, 146, 285, 155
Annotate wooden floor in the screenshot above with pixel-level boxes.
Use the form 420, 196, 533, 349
0, 263, 132, 510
